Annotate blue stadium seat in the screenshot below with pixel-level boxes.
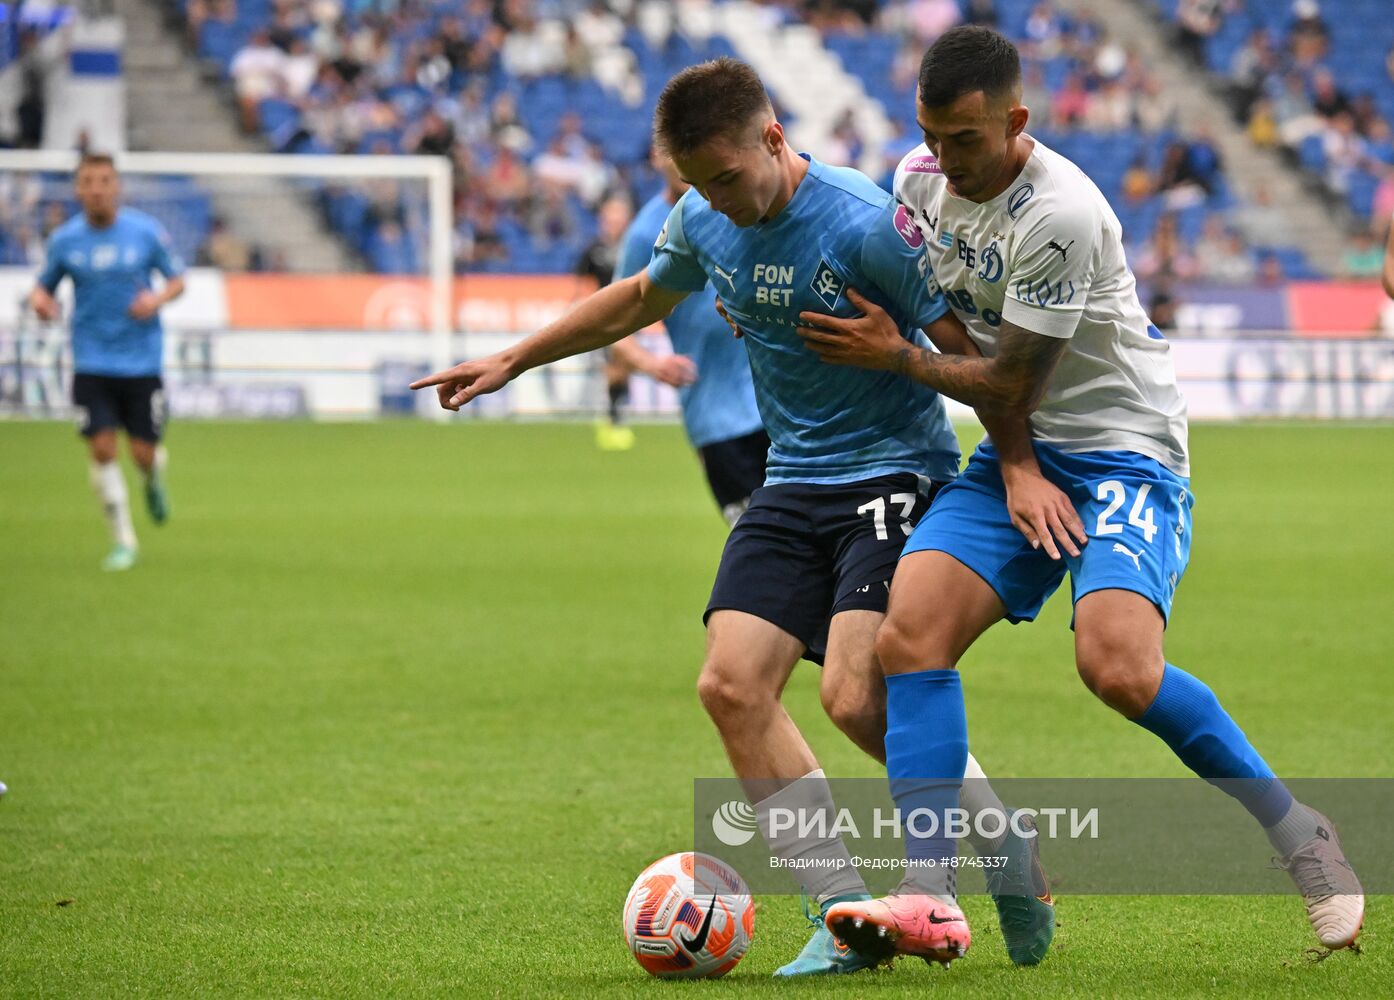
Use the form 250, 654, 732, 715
1347, 171, 1378, 217
198, 20, 242, 70
257, 98, 299, 135
1298, 134, 1327, 172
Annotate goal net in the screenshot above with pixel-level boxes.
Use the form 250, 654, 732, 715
0, 149, 683, 422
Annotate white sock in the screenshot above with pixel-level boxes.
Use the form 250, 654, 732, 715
960, 753, 1011, 854
89, 461, 136, 549
144, 445, 168, 484
754, 768, 868, 906
1265, 800, 1322, 858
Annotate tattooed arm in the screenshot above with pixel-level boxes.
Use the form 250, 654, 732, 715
897, 320, 1067, 414
800, 289, 1085, 555
798, 287, 1067, 416
920, 308, 1085, 558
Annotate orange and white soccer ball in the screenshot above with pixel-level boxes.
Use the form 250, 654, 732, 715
622, 852, 755, 979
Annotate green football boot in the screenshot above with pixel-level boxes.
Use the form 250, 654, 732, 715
145, 473, 169, 524
773, 893, 880, 977
594, 420, 635, 452
984, 809, 1056, 965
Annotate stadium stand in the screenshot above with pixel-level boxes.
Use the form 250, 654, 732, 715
0, 0, 1340, 279
1157, 0, 1394, 231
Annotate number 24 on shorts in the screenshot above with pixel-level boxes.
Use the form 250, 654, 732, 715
1093, 480, 1159, 543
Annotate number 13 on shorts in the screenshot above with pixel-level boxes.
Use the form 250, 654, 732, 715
857, 493, 919, 541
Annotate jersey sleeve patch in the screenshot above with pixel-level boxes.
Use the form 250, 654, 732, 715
892, 204, 924, 249
860, 201, 949, 330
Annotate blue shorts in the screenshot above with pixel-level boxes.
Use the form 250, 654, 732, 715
707, 473, 944, 664
903, 443, 1194, 625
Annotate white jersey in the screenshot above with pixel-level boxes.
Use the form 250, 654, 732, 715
894, 137, 1190, 476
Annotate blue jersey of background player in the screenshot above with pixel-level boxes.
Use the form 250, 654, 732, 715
610, 154, 767, 525
30, 154, 185, 572
412, 58, 1061, 977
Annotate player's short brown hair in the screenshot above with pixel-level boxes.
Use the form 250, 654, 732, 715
76, 152, 116, 175
653, 58, 773, 158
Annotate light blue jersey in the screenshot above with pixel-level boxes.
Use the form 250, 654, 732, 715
648, 155, 960, 486
615, 191, 763, 449
38, 208, 183, 377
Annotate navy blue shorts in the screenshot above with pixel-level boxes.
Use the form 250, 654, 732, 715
705, 473, 942, 664
72, 374, 166, 441
697, 428, 770, 525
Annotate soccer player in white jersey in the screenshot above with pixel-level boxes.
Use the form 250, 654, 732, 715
797, 26, 1363, 965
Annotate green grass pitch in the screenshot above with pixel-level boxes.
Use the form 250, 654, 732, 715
1, 420, 1391, 997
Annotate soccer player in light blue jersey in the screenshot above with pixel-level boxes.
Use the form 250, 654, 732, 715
809, 27, 1363, 964
608, 149, 768, 525
414, 58, 1081, 973
31, 154, 185, 571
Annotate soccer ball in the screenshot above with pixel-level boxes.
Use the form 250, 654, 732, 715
622, 852, 755, 978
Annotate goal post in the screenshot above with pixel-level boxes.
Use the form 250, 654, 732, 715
0, 147, 467, 421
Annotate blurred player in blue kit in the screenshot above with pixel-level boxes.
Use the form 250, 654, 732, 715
415, 59, 1079, 974
30, 154, 184, 571
608, 148, 768, 525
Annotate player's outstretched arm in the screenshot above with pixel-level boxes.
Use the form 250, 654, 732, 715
922, 311, 1085, 559
798, 288, 1066, 415
411, 272, 689, 410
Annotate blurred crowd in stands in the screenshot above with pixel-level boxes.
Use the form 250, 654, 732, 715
1, 0, 1388, 290
1169, 0, 1394, 266
187, 0, 1307, 282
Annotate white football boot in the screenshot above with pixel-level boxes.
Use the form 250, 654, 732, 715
1275, 811, 1364, 951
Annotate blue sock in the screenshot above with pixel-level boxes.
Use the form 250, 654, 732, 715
1135, 663, 1292, 826
885, 669, 968, 896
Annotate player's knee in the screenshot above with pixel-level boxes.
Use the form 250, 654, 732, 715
820, 680, 883, 742
874, 616, 952, 675
696, 659, 771, 725
89, 437, 117, 464
129, 439, 156, 469
873, 619, 911, 675
1074, 627, 1159, 717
